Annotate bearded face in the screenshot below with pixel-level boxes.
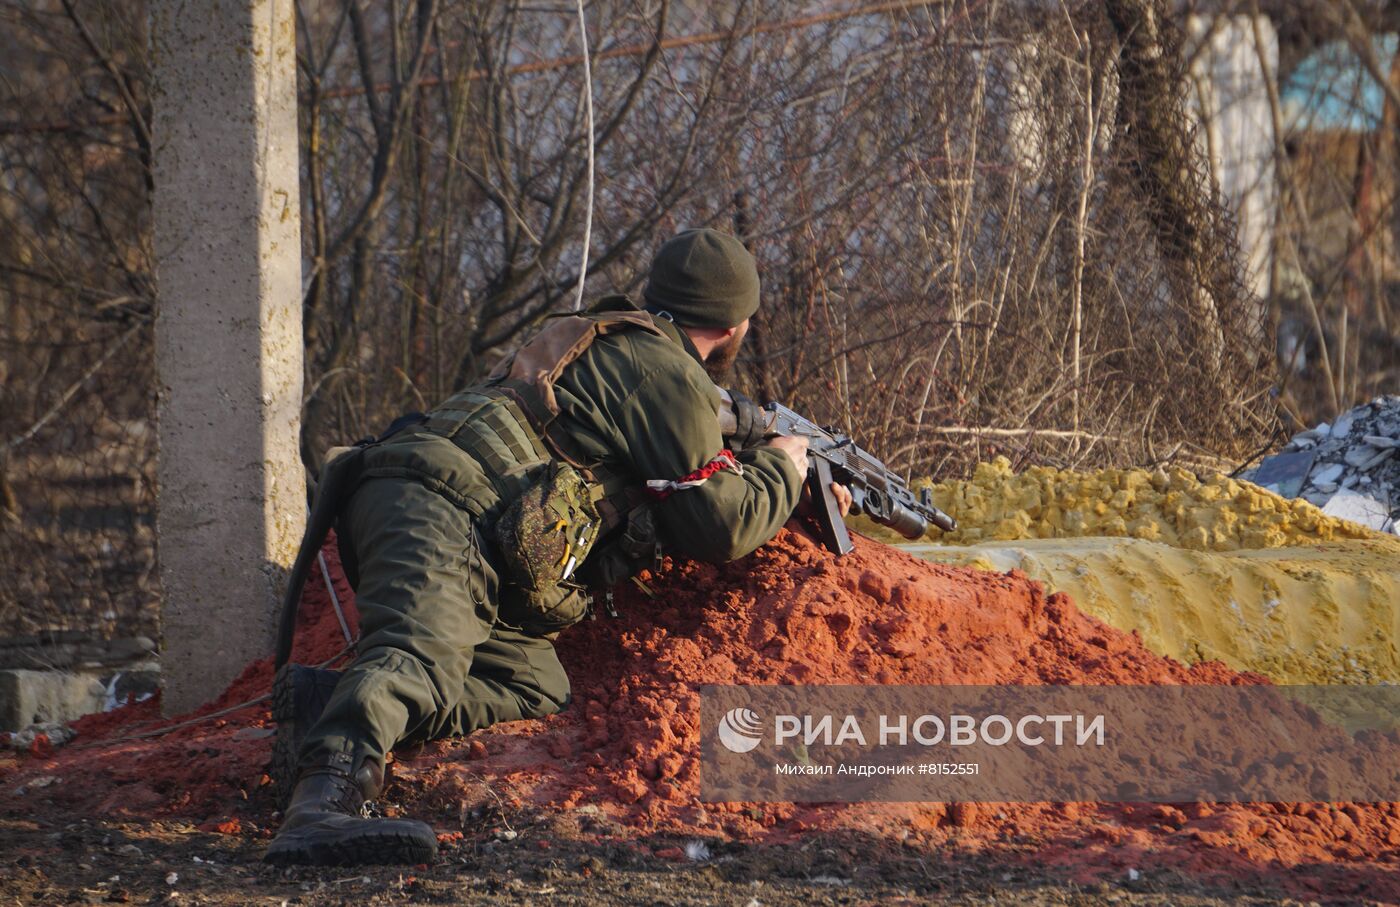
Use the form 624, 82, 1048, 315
703, 320, 749, 382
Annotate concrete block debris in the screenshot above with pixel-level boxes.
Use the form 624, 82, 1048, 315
0, 669, 105, 733
1246, 395, 1400, 535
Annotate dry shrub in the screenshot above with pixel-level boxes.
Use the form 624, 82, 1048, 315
0, 0, 1276, 638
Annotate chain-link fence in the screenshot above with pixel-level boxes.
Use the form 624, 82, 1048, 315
1, 1, 156, 641
4, 0, 1330, 643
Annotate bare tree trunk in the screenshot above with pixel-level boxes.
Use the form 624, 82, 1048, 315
1380, 41, 1400, 335
0, 453, 18, 521
1345, 134, 1374, 324
1105, 0, 1228, 375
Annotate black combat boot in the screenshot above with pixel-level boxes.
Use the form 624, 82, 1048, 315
263, 753, 438, 866
270, 663, 343, 808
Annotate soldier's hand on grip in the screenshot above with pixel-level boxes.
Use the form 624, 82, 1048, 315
829, 481, 853, 517
765, 434, 810, 476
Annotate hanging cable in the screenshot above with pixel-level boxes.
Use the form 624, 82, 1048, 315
573, 0, 596, 311
307, 502, 353, 645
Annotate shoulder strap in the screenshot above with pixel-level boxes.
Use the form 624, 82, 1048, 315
474, 303, 669, 519
489, 308, 665, 423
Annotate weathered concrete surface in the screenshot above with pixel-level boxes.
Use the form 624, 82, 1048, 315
0, 670, 106, 732
150, 0, 305, 715
0, 661, 160, 732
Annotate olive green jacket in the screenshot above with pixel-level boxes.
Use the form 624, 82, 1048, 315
551, 313, 802, 563
358, 304, 802, 566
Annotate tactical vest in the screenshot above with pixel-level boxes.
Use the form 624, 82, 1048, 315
417, 300, 664, 530
278, 300, 672, 660
355, 299, 667, 634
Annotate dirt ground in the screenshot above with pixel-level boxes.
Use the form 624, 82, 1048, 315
0, 814, 1344, 906
5, 529, 1395, 906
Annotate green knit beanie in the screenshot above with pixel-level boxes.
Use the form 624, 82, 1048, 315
642, 228, 760, 329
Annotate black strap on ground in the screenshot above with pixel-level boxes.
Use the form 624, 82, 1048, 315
274, 412, 425, 670
273, 447, 364, 670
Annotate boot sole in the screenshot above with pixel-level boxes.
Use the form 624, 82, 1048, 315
270, 663, 298, 810
264, 824, 438, 867
271, 664, 344, 809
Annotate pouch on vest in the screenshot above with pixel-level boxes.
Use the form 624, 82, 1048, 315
583, 503, 661, 588
495, 460, 601, 634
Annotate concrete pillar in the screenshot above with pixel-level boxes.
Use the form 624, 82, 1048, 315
150, 0, 305, 715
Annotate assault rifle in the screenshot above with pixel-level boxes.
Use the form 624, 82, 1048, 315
718, 389, 956, 555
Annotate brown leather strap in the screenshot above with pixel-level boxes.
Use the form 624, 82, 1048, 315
474, 303, 664, 530
491, 310, 664, 418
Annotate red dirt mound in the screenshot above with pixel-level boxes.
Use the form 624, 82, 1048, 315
0, 533, 357, 824
3, 526, 1396, 901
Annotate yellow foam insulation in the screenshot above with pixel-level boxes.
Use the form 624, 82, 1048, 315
903, 537, 1400, 683
857, 458, 1400, 684
915, 456, 1392, 551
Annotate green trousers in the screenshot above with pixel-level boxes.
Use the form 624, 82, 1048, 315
298, 476, 571, 774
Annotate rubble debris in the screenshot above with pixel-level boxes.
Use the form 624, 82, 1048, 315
1247, 449, 1315, 499
0, 668, 107, 733
12, 774, 59, 796
0, 633, 160, 732
1247, 395, 1400, 534
1320, 487, 1392, 531
2, 721, 76, 752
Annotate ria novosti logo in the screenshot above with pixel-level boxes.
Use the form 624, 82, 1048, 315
716, 707, 763, 753
716, 705, 1108, 755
